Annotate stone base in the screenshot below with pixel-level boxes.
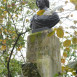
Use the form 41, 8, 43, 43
22, 30, 61, 77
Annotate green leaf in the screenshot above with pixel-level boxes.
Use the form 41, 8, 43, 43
47, 31, 55, 37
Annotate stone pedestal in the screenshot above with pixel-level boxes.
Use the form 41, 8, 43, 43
22, 30, 61, 77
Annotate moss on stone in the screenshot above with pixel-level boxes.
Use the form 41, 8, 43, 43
29, 31, 42, 43
29, 35, 36, 43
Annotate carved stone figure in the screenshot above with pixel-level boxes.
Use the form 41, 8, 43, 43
30, 0, 60, 33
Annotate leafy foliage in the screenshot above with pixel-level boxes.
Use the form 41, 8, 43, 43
56, 27, 64, 38
0, 0, 77, 77
70, 0, 77, 10
0, 0, 32, 76
37, 10, 45, 16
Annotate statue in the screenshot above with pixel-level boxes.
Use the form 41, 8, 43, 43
30, 0, 60, 33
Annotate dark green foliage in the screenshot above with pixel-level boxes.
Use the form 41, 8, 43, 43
22, 63, 41, 77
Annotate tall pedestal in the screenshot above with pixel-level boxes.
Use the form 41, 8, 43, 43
22, 30, 61, 77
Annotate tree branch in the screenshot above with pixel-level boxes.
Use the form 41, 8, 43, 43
6, 27, 30, 77
7, 34, 21, 77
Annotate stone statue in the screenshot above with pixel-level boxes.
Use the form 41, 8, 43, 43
30, 0, 60, 33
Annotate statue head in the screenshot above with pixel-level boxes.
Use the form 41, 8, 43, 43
36, 0, 49, 10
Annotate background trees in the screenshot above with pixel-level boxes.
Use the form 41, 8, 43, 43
0, 0, 77, 77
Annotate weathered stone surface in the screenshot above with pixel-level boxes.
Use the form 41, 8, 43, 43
25, 30, 61, 77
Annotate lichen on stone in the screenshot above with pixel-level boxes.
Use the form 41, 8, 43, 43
29, 31, 42, 44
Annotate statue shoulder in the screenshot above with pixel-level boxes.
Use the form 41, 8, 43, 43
43, 8, 53, 15
30, 14, 37, 21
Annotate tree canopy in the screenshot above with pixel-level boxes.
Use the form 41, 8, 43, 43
0, 0, 77, 77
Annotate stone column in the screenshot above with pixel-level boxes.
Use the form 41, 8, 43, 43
23, 30, 61, 77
